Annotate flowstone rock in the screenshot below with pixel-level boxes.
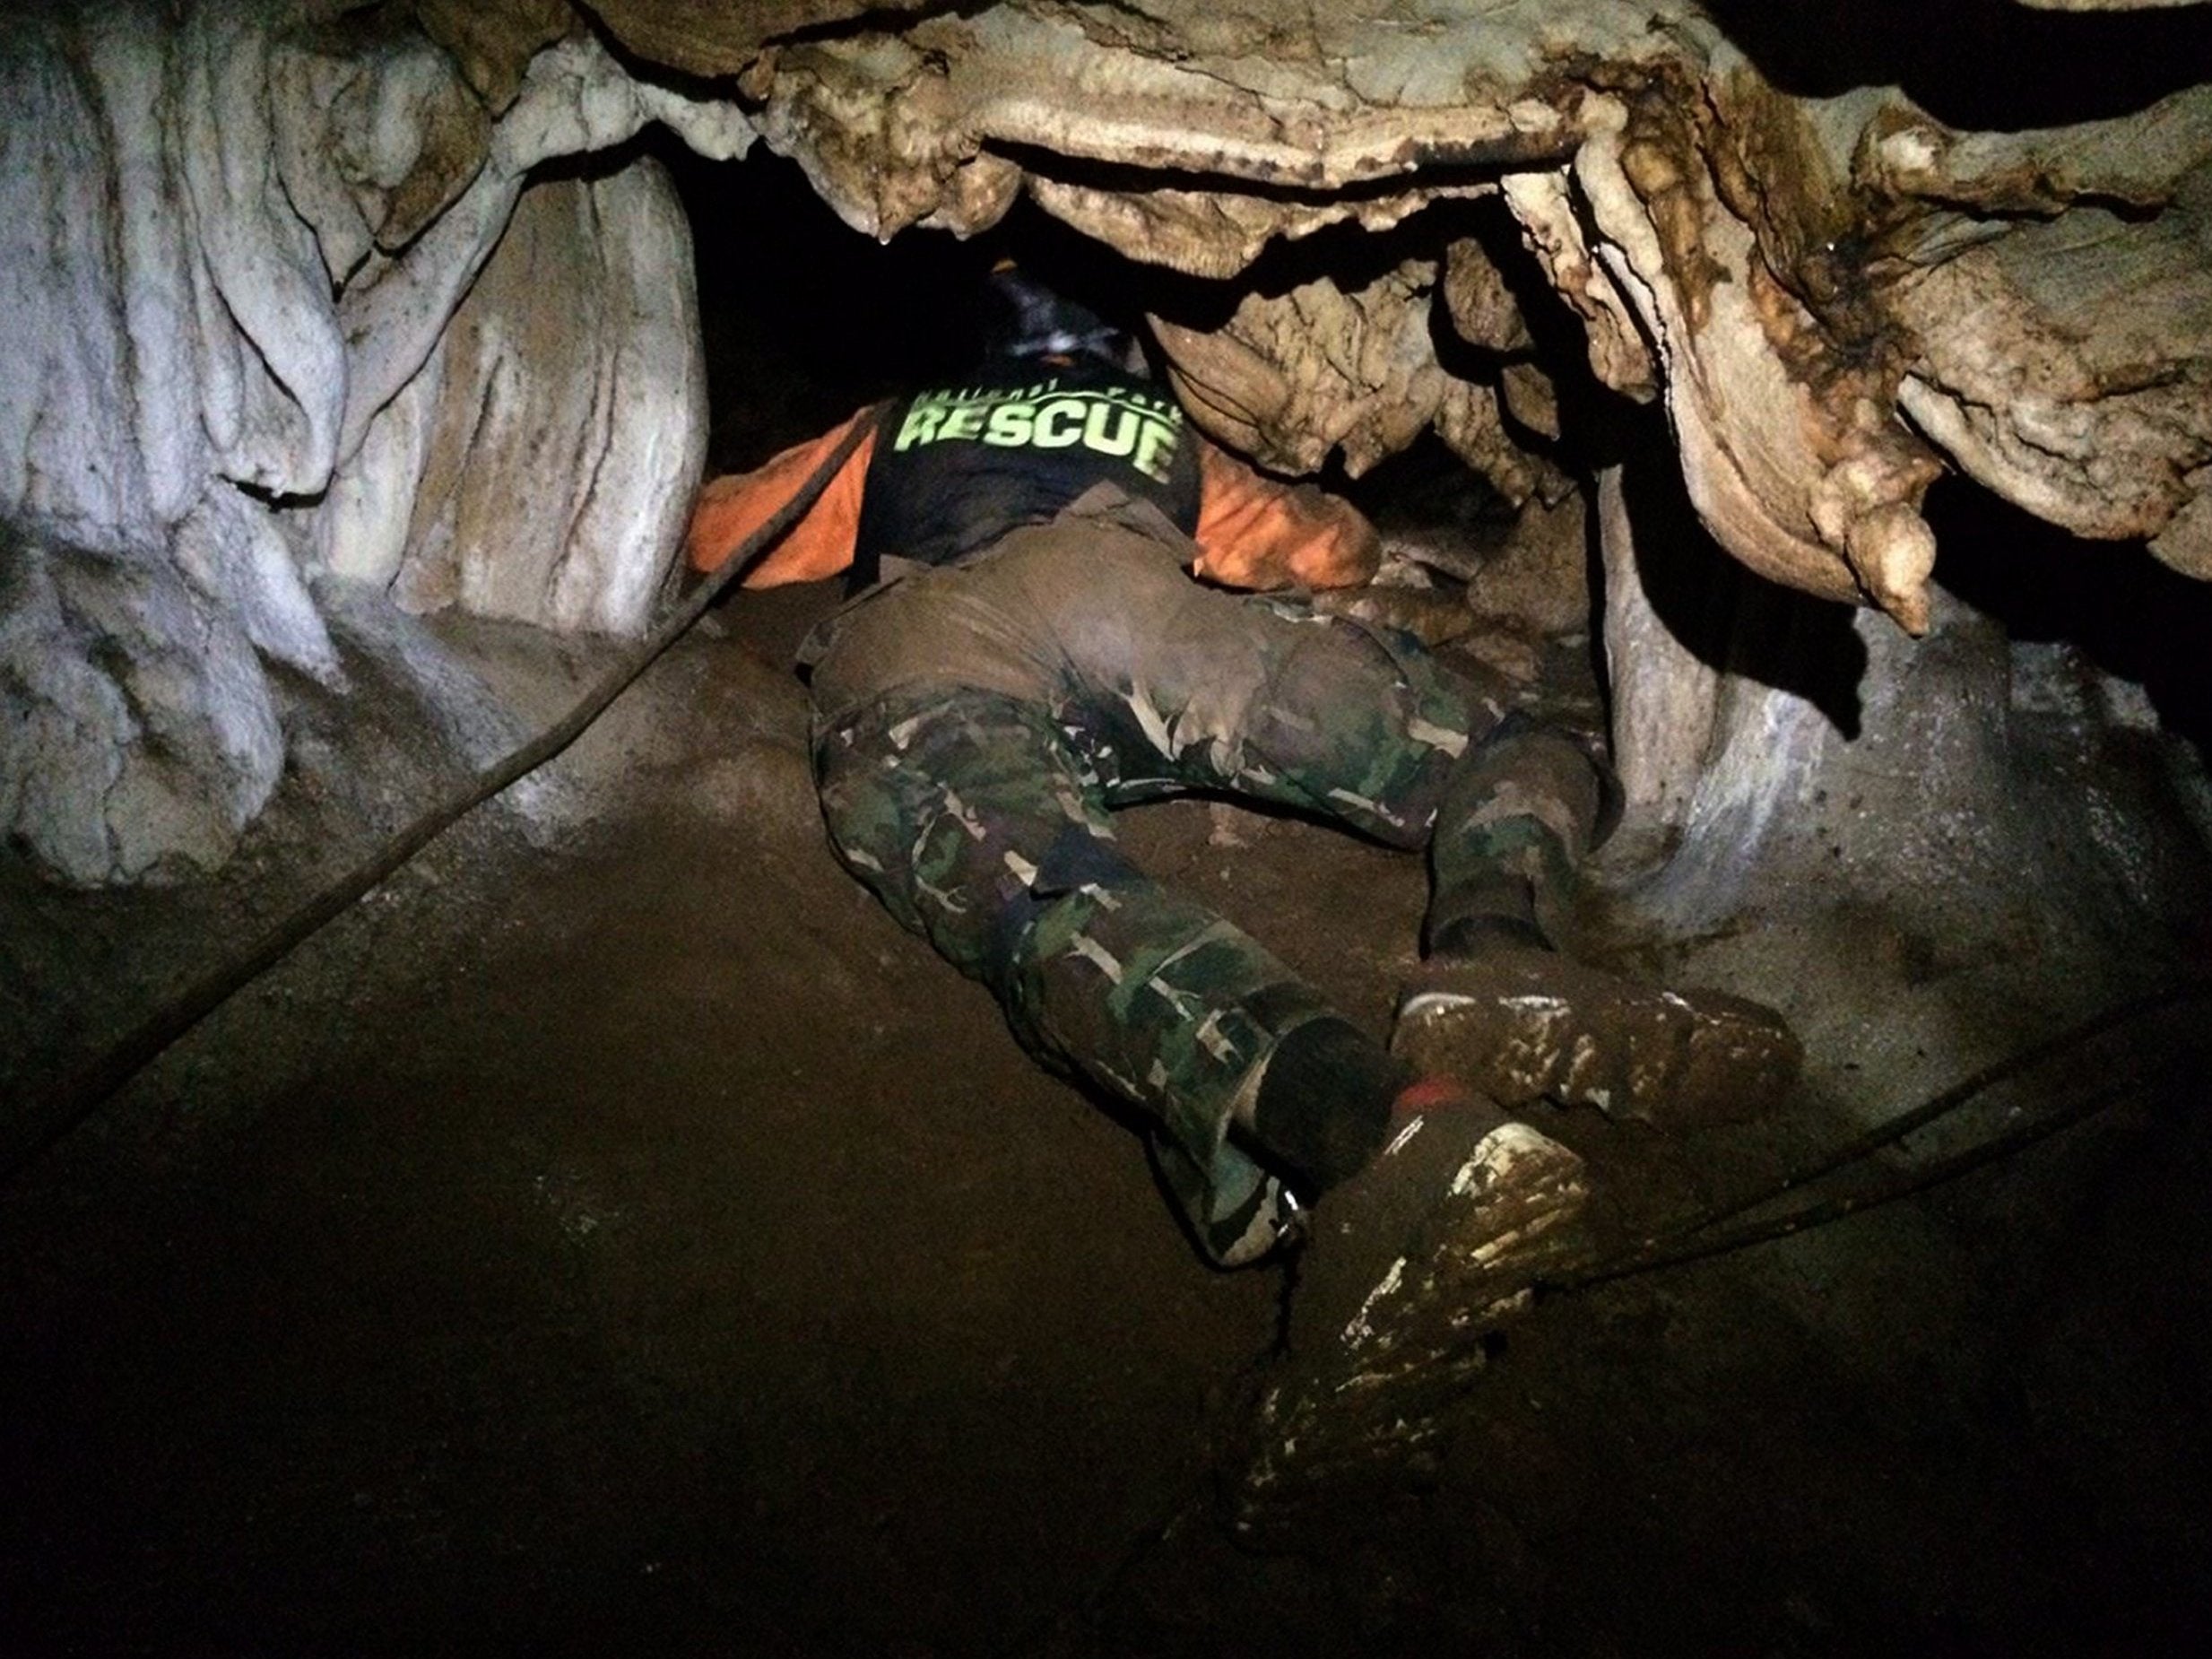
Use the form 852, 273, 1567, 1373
325, 161, 707, 637
0, 520, 283, 887
0, 2, 746, 884
8, 0, 2212, 908
1149, 259, 1563, 503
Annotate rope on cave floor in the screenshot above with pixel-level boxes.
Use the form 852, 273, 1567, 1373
1, 406, 890, 1190
1542, 977, 2210, 1294
1044, 977, 2210, 1639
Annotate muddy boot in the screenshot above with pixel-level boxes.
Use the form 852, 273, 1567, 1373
1394, 942, 1801, 1128
1226, 1080, 1590, 1544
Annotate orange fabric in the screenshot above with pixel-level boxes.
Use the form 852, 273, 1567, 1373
682, 412, 876, 588
1192, 440, 1380, 591
681, 405, 1381, 594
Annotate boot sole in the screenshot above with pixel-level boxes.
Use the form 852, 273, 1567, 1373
1324, 1121, 1587, 1389
1396, 973, 1800, 1125
1227, 1122, 1589, 1541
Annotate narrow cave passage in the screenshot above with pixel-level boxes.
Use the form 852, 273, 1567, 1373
4, 117, 2212, 1659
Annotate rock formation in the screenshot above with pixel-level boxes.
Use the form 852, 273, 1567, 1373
3, 0, 2208, 895
1, 3, 740, 882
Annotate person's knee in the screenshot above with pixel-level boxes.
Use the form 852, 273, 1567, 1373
813, 688, 1102, 972
1245, 622, 1473, 847
977, 822, 1145, 993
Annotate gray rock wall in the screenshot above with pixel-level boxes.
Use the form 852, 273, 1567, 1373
0, 2, 746, 885
325, 161, 707, 637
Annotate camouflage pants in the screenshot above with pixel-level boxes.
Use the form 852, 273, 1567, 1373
809, 501, 1581, 1263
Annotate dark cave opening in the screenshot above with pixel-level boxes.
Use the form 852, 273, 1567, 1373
1929, 476, 2212, 758
664, 132, 2212, 869
669, 140, 1539, 500
672, 145, 999, 469
1696, 0, 2212, 127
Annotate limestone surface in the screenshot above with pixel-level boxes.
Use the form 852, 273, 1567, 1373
1, 3, 746, 882
327, 161, 707, 638
6, 0, 2210, 898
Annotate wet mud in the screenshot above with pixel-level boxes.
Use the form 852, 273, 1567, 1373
4, 578, 2209, 1657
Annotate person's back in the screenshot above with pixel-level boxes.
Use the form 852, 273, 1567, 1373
849, 355, 1201, 586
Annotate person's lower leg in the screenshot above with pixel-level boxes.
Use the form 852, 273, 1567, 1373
814, 683, 1499, 1257
1424, 716, 1615, 958
1002, 873, 1418, 1196
1403, 719, 1799, 1125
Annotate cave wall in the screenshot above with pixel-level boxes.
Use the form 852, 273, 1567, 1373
0, 2, 743, 883
4, 0, 2209, 901
323, 159, 707, 636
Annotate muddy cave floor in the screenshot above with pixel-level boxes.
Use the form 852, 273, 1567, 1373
4, 581, 2211, 1658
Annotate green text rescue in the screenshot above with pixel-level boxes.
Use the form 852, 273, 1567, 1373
892, 383, 1186, 482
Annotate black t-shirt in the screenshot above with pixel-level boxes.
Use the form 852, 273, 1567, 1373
851, 361, 1203, 586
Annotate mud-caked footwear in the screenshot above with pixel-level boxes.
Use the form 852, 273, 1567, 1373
1394, 943, 1800, 1128
1227, 1084, 1589, 1543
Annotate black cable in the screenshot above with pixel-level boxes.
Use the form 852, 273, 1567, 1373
1649, 978, 2208, 1246
1540, 977, 2212, 1293
3, 407, 887, 1187
1534, 980, 2212, 1291
1546, 1075, 2144, 1293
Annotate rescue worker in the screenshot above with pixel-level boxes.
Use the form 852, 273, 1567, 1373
685, 271, 1797, 1417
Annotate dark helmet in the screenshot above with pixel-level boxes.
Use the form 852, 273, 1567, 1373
983, 266, 1130, 367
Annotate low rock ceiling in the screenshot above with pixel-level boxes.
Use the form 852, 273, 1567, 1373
3, 0, 2208, 886
573, 0, 2212, 637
